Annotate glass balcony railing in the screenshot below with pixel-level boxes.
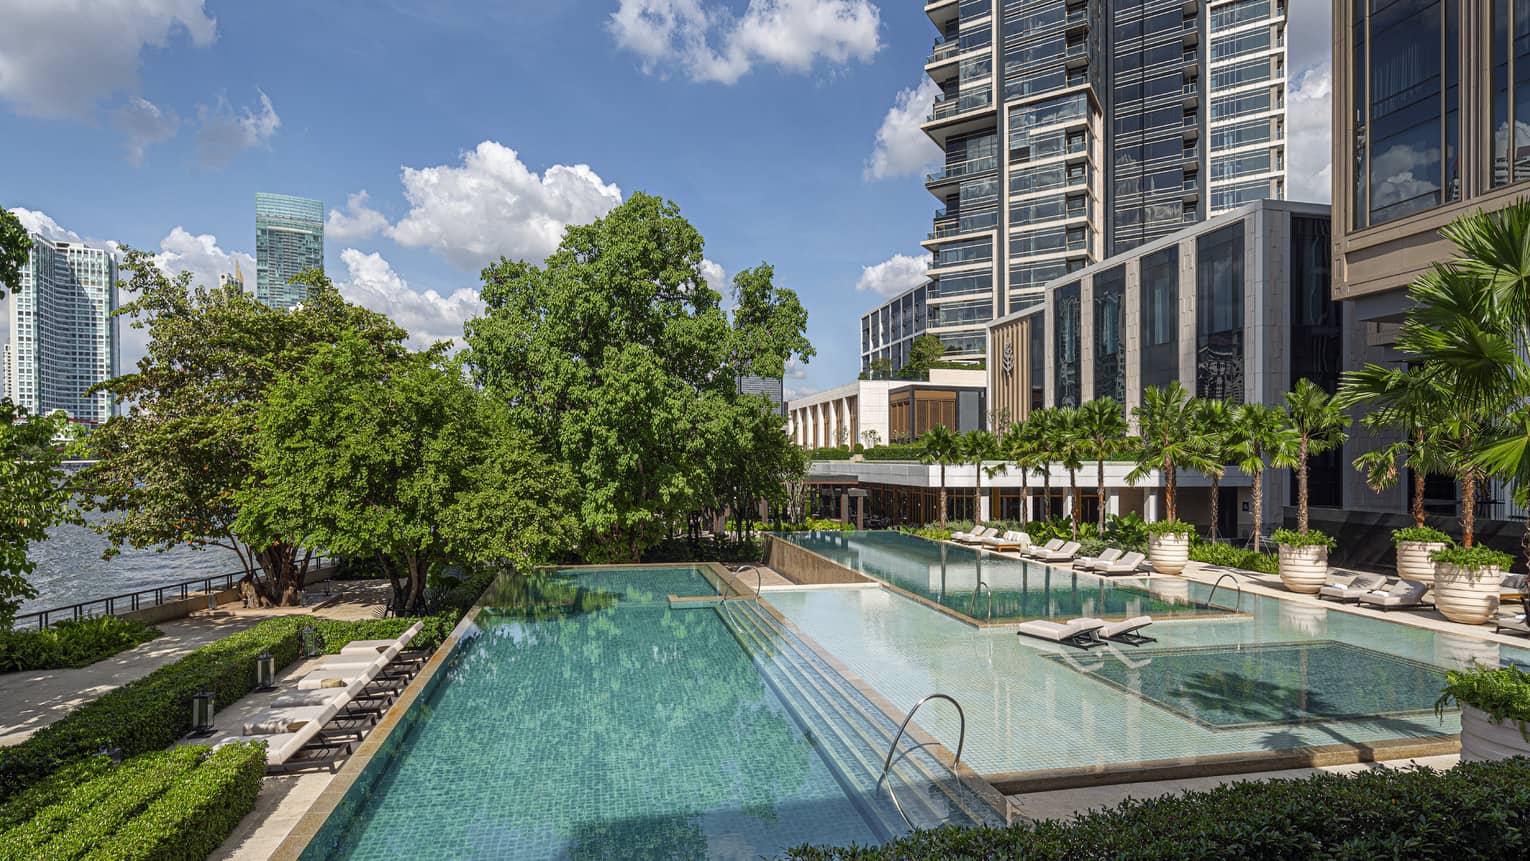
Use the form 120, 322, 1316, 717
928, 40, 961, 64
925, 155, 998, 184
1065, 42, 1087, 59
929, 87, 993, 120
1066, 7, 1087, 25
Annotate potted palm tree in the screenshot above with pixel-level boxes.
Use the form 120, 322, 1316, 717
1145, 518, 1195, 574
1431, 546, 1512, 624
1389, 526, 1453, 583
917, 425, 962, 529
1275, 379, 1349, 594
1436, 664, 1530, 761
1131, 383, 1199, 573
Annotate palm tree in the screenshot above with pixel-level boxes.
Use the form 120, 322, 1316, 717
1001, 422, 1033, 521
1283, 379, 1351, 535
1188, 398, 1236, 541
960, 430, 1001, 524
917, 425, 962, 528
1078, 398, 1129, 533
1129, 382, 1196, 522
1228, 403, 1297, 552
1027, 408, 1061, 520
1052, 406, 1087, 538
1335, 363, 1450, 529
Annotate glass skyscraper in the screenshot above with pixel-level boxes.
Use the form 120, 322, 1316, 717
255, 193, 324, 308
862, 0, 1287, 375
3, 235, 118, 422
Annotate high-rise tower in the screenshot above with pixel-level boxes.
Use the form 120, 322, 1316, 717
255, 193, 324, 308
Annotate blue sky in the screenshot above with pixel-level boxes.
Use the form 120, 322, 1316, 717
0, 0, 1332, 397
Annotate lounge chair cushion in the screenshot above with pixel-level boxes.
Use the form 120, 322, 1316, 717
1016, 617, 1104, 642
1097, 616, 1152, 638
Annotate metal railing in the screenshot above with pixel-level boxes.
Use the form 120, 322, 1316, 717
12, 556, 330, 631
968, 581, 993, 622
726, 565, 766, 601
876, 693, 968, 830
1207, 572, 1244, 613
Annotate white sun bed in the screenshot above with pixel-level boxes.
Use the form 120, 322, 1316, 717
1016, 617, 1106, 649
1074, 548, 1123, 570
1318, 572, 1388, 602
339, 621, 425, 655
1020, 538, 1064, 559
1033, 541, 1081, 563
954, 526, 997, 545
1356, 578, 1429, 610
295, 654, 389, 691
979, 530, 1032, 551
1096, 551, 1147, 575
242, 700, 341, 736
1097, 615, 1155, 645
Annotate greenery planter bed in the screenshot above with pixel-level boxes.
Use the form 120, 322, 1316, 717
1431, 547, 1511, 625
1145, 521, 1193, 575
1437, 665, 1530, 763
1273, 529, 1335, 595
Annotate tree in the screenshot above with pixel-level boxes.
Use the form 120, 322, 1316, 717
1079, 398, 1130, 533
465, 193, 813, 561
1050, 407, 1089, 538
917, 425, 962, 528
1228, 403, 1297, 553
1001, 422, 1036, 522
82, 253, 408, 604
897, 335, 947, 380
0, 204, 30, 300
959, 430, 1001, 524
1129, 382, 1196, 522
1336, 363, 1451, 528
1283, 378, 1351, 534
1188, 398, 1236, 541
866, 357, 892, 381
237, 337, 578, 611
0, 402, 72, 625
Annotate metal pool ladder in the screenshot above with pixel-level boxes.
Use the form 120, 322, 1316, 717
726, 565, 765, 602
968, 580, 993, 622
875, 693, 967, 830
1208, 572, 1243, 612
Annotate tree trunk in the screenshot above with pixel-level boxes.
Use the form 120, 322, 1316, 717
1069, 468, 1081, 540
1209, 473, 1221, 541
938, 464, 948, 528
1461, 469, 1477, 549
406, 552, 427, 614
1043, 469, 1053, 520
1251, 470, 1263, 553
974, 465, 983, 525
1020, 472, 1029, 523
1412, 428, 1427, 528
378, 553, 405, 612
1096, 457, 1107, 533
1297, 437, 1311, 533
1163, 456, 1176, 522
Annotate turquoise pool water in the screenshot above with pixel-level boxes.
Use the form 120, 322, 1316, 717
779, 530, 1229, 623
301, 567, 880, 861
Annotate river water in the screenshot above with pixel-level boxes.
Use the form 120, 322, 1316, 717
19, 514, 244, 615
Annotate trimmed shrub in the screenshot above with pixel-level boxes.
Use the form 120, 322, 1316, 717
1188, 540, 1278, 575
90, 742, 266, 861
1436, 664, 1530, 732
1392, 525, 1452, 545
0, 756, 112, 832
0, 617, 161, 673
641, 538, 763, 564
805, 446, 853, 461
1145, 519, 1195, 538
860, 444, 924, 461
1271, 527, 1338, 550
1432, 545, 1515, 570
784, 759, 1530, 860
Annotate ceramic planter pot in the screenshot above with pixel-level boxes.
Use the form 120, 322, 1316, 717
1459, 704, 1530, 762
1277, 543, 1329, 594
1434, 563, 1502, 625
1396, 540, 1447, 584
1148, 532, 1191, 575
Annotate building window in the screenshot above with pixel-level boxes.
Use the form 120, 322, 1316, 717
1093, 266, 1126, 404
1141, 246, 1179, 394
1195, 221, 1245, 403
1054, 281, 1082, 408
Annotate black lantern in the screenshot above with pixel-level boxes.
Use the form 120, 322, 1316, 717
255, 651, 276, 691
190, 690, 216, 736
299, 625, 324, 658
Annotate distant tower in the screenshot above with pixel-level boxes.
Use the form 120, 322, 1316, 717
255, 193, 323, 308
219, 259, 246, 292
4, 234, 118, 422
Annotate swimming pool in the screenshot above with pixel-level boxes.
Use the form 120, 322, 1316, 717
297, 566, 1001, 860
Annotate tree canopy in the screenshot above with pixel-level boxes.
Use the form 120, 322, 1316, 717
0, 204, 30, 301
0, 403, 72, 624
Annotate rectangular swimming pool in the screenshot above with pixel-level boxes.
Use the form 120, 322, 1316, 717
299, 567, 886, 860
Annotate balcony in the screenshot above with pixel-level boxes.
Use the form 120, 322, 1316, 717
925, 155, 998, 187
929, 87, 993, 121
1066, 7, 1088, 31
927, 39, 962, 65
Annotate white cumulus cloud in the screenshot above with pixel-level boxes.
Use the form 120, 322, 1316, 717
865, 78, 941, 181
10, 207, 83, 242
1285, 67, 1332, 203
855, 252, 928, 297
388, 141, 624, 270
151, 226, 255, 293
609, 0, 881, 85
336, 248, 484, 349
0, 0, 216, 119
195, 89, 280, 167
325, 191, 389, 241
112, 97, 180, 166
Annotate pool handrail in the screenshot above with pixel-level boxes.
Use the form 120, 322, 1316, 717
726, 565, 766, 601
1207, 572, 1243, 613
968, 580, 993, 622
875, 693, 967, 830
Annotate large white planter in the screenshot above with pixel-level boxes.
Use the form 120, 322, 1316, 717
1148, 532, 1191, 575
1434, 563, 1502, 625
1277, 543, 1329, 594
1396, 540, 1447, 583
1459, 704, 1530, 762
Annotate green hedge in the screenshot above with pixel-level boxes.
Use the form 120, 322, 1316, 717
0, 617, 161, 673
1188, 540, 1279, 575
805, 446, 853, 461
0, 595, 476, 803
860, 444, 924, 461
0, 743, 264, 861
784, 758, 1530, 860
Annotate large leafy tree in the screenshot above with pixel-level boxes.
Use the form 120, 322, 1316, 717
1283, 379, 1351, 534
0, 204, 30, 300
1079, 398, 1130, 533
0, 403, 72, 625
897, 335, 947, 380
237, 336, 578, 611
464, 193, 812, 561
1129, 382, 1197, 522
917, 424, 962, 528
82, 253, 408, 603
1228, 403, 1297, 552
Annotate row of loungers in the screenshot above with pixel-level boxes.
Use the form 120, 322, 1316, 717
1016, 616, 1156, 650
212, 620, 426, 774
1317, 573, 1430, 609
950, 528, 1148, 575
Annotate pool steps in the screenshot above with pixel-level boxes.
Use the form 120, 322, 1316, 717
718, 598, 1007, 840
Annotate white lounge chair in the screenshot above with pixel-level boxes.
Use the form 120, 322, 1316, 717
339, 620, 424, 656
1074, 548, 1123, 570
954, 526, 998, 545
1016, 617, 1106, 649
1097, 615, 1155, 645
241, 700, 341, 736
296, 654, 389, 691
1020, 538, 1064, 559
979, 530, 1032, 551
1356, 579, 1430, 611
1033, 541, 1081, 563
1096, 551, 1147, 576
1318, 572, 1388, 602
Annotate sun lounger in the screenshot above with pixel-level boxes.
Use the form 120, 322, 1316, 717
1356, 578, 1429, 611
1016, 617, 1106, 649
1074, 548, 1123, 570
954, 526, 998, 545
1500, 574, 1528, 601
980, 530, 1032, 551
1097, 615, 1155, 645
242, 701, 340, 736
1020, 538, 1065, 559
296, 654, 389, 691
1096, 551, 1147, 575
1318, 572, 1389, 602
1033, 541, 1082, 563
339, 621, 425, 656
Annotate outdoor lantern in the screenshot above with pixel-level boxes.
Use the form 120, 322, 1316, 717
255, 651, 276, 690
299, 625, 324, 658
191, 691, 216, 736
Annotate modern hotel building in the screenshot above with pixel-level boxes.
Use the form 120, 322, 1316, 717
863, 0, 1289, 376
2, 234, 118, 423
255, 193, 324, 308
